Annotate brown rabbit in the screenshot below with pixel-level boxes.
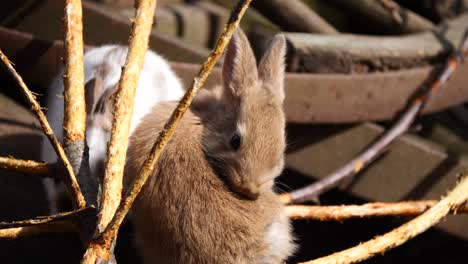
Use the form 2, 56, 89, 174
125, 29, 295, 264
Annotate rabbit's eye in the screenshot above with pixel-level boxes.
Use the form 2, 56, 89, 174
230, 133, 241, 151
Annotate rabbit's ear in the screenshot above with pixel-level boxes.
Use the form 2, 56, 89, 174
258, 34, 286, 103
222, 29, 258, 97
84, 77, 104, 115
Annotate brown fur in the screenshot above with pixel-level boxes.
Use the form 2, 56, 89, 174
125, 29, 295, 263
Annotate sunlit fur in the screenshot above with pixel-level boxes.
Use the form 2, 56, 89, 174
125, 29, 295, 264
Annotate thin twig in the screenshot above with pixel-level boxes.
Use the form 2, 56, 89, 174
82, 0, 253, 262
0, 49, 86, 209
0, 206, 94, 229
63, 0, 98, 207
299, 175, 468, 264
0, 156, 50, 176
286, 201, 468, 221
81, 0, 159, 262
281, 31, 468, 204
0, 221, 78, 240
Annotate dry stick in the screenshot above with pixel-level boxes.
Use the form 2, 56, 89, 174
96, 0, 157, 234
281, 32, 468, 205
82, 0, 253, 262
0, 206, 94, 229
81, 0, 159, 263
251, 0, 338, 34
300, 175, 468, 264
63, 0, 98, 207
286, 201, 468, 221
0, 49, 86, 209
0, 221, 78, 240
0, 156, 50, 176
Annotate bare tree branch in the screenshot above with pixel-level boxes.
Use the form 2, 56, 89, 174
81, 0, 253, 262
281, 30, 468, 205
299, 175, 468, 264
63, 0, 98, 208
286, 201, 468, 221
0, 49, 86, 209
0, 222, 78, 240
0, 156, 51, 176
0, 206, 94, 229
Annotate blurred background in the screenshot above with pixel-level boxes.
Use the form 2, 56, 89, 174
0, 0, 467, 263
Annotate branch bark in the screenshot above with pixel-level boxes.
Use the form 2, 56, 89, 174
0, 156, 51, 176
0, 222, 78, 240
286, 201, 468, 221
251, 0, 338, 34
0, 49, 86, 209
81, 0, 253, 262
281, 30, 468, 204
299, 175, 468, 264
0, 206, 94, 229
96, 0, 157, 235
63, 0, 98, 208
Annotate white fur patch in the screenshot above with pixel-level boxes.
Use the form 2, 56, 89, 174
263, 214, 295, 263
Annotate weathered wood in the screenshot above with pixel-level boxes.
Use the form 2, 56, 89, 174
1, 26, 468, 124
251, 0, 338, 34
0, 0, 209, 64
120, 3, 213, 48
286, 13, 468, 73
328, 0, 435, 34
118, 0, 279, 51
285, 123, 468, 239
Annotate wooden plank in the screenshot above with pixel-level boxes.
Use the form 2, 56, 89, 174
285, 123, 468, 239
